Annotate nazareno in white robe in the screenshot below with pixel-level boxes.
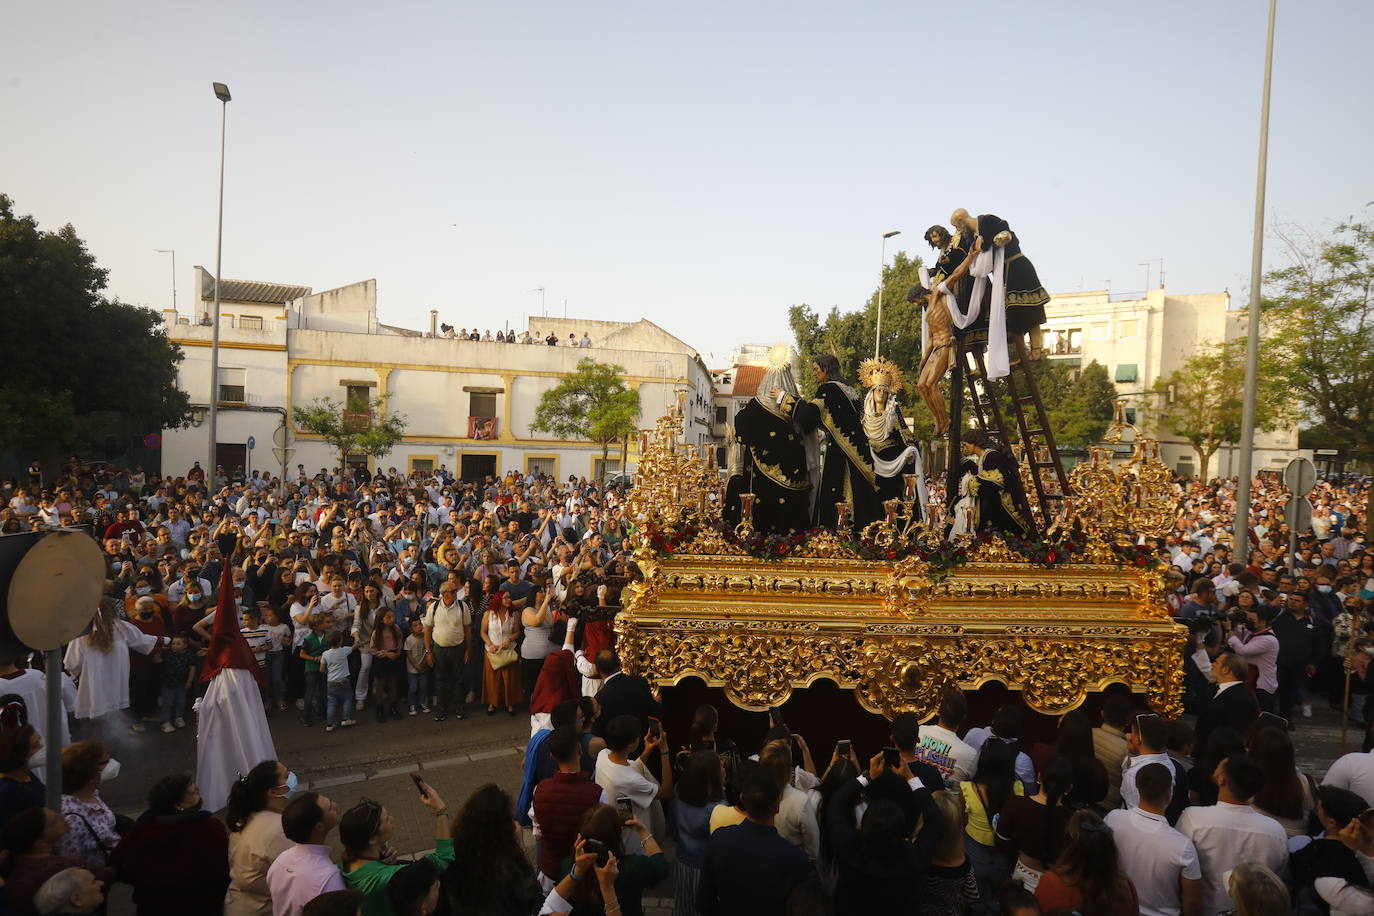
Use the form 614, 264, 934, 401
63, 620, 160, 719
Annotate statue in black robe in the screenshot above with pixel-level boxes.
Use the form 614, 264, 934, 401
721, 395, 812, 535
924, 223, 989, 346
946, 429, 1035, 539
859, 357, 929, 520
780, 356, 881, 530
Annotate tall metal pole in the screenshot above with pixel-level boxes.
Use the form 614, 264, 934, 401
207, 84, 230, 489
155, 249, 177, 314
874, 230, 900, 358
1233, 0, 1277, 566
44, 649, 62, 811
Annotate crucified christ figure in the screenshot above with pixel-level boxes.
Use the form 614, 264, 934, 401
916, 286, 953, 436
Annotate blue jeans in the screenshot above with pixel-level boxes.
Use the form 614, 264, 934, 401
158, 685, 187, 723
303, 671, 325, 723
326, 680, 351, 727
965, 834, 1013, 913
408, 671, 431, 709
265, 651, 285, 705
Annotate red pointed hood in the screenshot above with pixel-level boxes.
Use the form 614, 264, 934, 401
201, 560, 266, 687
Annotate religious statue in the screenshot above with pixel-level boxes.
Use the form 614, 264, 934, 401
779, 355, 882, 530
945, 209, 1051, 361
722, 349, 816, 534
858, 357, 929, 521
947, 429, 1035, 540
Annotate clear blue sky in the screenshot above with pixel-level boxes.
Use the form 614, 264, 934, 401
5, 1, 1369, 364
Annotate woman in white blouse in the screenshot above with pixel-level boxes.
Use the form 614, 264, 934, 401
224, 759, 295, 916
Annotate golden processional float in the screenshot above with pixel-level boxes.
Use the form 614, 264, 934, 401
617, 394, 1186, 721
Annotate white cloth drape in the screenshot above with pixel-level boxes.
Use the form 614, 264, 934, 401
63, 620, 160, 719
197, 668, 278, 813
968, 246, 1010, 379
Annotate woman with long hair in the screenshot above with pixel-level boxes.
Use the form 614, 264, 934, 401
816, 754, 860, 889
480, 592, 522, 716
1049, 709, 1109, 808
1035, 810, 1138, 915
1226, 861, 1291, 916
0, 725, 46, 831
64, 602, 165, 725
670, 750, 725, 916
341, 776, 453, 916
558, 804, 668, 916
994, 755, 1075, 893
351, 594, 378, 715
923, 790, 980, 916
224, 760, 294, 916
369, 607, 405, 721
960, 737, 1020, 906
1247, 724, 1315, 837
439, 784, 542, 915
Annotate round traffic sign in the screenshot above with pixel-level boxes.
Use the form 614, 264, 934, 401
143, 433, 162, 449
246, 435, 256, 450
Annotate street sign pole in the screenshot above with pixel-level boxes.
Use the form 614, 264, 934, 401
1282, 457, 1316, 577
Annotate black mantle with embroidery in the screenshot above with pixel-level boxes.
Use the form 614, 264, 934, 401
782, 381, 881, 530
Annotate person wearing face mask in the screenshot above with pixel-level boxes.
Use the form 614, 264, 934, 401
57, 741, 126, 873
0, 724, 47, 830
224, 759, 296, 916
111, 774, 230, 916
125, 596, 168, 731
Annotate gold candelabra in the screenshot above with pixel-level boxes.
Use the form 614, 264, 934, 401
626, 390, 721, 533
1069, 401, 1176, 551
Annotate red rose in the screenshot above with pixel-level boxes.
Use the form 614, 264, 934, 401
886, 550, 897, 559
778, 544, 789, 554
1046, 549, 1057, 563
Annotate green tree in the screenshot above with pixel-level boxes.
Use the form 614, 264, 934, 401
1263, 216, 1374, 463
1148, 339, 1293, 479
292, 394, 407, 471
530, 358, 642, 477
0, 193, 190, 448
789, 249, 932, 438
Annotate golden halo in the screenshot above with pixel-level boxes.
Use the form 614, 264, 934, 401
859, 357, 904, 392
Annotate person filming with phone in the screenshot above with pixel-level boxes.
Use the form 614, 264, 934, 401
339, 776, 453, 916
594, 715, 674, 853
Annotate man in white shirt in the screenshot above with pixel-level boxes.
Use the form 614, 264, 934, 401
594, 714, 672, 850
759, 739, 820, 861
912, 689, 977, 787
422, 582, 472, 721
1321, 748, 1374, 806
1121, 713, 1180, 813
1176, 753, 1287, 916
1106, 762, 1203, 916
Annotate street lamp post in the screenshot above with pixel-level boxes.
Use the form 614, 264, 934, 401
874, 230, 901, 357
154, 248, 177, 315
1233, 0, 1277, 566
207, 82, 231, 487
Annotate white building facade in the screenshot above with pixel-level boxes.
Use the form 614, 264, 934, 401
1042, 288, 1303, 475
162, 268, 713, 483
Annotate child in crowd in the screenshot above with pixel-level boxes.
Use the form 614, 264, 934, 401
158, 634, 196, 733
321, 631, 358, 733
263, 606, 290, 711
405, 616, 431, 716
301, 616, 331, 727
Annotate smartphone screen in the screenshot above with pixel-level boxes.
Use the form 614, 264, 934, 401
584, 837, 609, 865
882, 746, 901, 769
647, 717, 662, 739
409, 772, 428, 798
615, 795, 634, 823
836, 739, 852, 757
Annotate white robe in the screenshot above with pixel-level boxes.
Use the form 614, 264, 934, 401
0, 668, 72, 780
63, 620, 160, 719
197, 668, 277, 813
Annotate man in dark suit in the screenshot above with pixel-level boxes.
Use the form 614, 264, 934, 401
590, 649, 661, 738
1193, 651, 1260, 763
697, 767, 813, 915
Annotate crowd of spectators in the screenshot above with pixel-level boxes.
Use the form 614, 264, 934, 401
0, 457, 1370, 915
433, 326, 594, 347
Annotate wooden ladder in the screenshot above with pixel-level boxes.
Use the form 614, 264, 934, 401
945, 336, 1072, 526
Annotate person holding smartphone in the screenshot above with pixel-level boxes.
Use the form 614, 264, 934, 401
340, 777, 453, 915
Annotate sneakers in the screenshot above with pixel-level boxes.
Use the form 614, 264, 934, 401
1302, 703, 1313, 718
296, 698, 305, 711
325, 725, 336, 733
354, 699, 365, 712
130, 723, 146, 733
421, 704, 432, 713
174, 718, 186, 729
341, 718, 357, 728
278, 702, 288, 711
160, 722, 175, 734
434, 712, 447, 722
408, 706, 418, 717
